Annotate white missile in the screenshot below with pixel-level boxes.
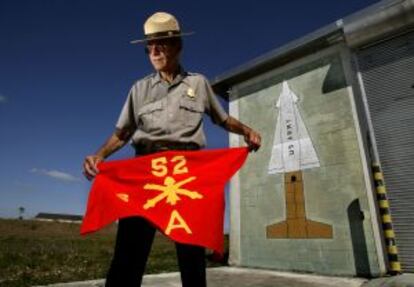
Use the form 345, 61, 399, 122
268, 81, 320, 174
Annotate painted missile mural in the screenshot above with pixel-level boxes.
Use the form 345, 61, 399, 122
267, 81, 332, 239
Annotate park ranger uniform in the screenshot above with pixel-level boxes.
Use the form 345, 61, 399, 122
116, 67, 228, 154
105, 67, 228, 287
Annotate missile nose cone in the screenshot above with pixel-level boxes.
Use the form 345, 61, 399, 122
282, 80, 290, 92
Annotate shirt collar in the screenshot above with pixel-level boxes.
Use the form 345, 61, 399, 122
151, 66, 189, 87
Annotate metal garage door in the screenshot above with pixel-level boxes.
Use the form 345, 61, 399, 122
357, 31, 414, 272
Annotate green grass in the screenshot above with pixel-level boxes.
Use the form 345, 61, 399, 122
0, 219, 228, 287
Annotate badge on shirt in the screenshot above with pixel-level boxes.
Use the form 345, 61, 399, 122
186, 88, 196, 99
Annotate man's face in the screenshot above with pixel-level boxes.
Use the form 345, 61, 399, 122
146, 38, 181, 72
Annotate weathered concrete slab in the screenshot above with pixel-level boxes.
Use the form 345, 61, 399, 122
34, 266, 367, 287
361, 274, 414, 287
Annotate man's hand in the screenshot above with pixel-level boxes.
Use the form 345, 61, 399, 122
83, 155, 104, 181
244, 129, 261, 152
82, 129, 132, 181
223, 116, 262, 152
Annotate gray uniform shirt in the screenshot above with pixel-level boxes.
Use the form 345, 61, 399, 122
116, 68, 228, 148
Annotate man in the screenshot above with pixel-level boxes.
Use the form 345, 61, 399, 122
83, 12, 261, 287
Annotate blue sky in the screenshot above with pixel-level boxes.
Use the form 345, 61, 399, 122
0, 0, 378, 222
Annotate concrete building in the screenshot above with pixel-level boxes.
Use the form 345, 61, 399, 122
212, 0, 414, 277
35, 212, 83, 223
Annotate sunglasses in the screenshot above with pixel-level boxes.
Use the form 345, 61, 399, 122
144, 39, 178, 54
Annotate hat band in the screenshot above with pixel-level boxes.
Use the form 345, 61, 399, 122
145, 30, 181, 40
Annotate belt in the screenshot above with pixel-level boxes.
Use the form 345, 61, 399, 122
135, 141, 200, 155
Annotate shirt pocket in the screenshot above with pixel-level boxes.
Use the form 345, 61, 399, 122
179, 98, 204, 127
137, 101, 164, 133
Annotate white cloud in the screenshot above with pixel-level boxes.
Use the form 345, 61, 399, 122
30, 168, 81, 183
0, 95, 7, 104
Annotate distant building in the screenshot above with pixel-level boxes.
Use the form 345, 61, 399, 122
212, 0, 414, 277
34, 212, 83, 223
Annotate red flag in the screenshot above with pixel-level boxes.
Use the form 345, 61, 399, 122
81, 147, 248, 254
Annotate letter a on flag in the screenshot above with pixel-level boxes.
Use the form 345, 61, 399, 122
81, 147, 249, 254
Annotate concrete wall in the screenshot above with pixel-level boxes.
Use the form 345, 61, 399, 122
228, 45, 382, 276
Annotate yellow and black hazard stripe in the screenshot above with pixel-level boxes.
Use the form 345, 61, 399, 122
372, 164, 401, 274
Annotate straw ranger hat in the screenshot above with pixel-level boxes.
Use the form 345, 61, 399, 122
131, 12, 194, 44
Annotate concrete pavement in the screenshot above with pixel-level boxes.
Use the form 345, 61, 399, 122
363, 274, 414, 287
34, 267, 414, 287
34, 267, 368, 287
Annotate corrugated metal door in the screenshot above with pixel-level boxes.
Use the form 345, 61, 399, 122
357, 31, 414, 273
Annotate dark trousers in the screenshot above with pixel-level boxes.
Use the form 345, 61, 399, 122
105, 216, 206, 287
